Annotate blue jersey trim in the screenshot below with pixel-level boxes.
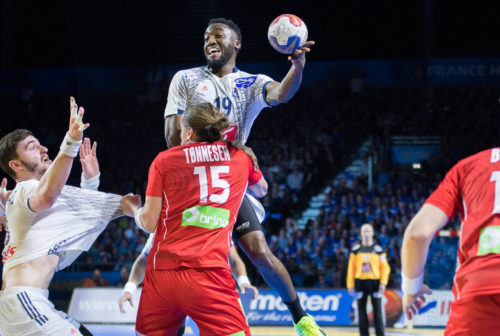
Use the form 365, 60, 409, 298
262, 80, 272, 107
177, 109, 184, 114
26, 197, 36, 213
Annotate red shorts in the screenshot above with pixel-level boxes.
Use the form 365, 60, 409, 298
135, 267, 250, 336
445, 294, 500, 335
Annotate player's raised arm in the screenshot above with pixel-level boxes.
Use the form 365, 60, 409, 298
28, 97, 89, 212
265, 41, 315, 106
79, 137, 100, 190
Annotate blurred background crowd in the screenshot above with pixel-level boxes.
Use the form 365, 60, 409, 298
1, 71, 497, 297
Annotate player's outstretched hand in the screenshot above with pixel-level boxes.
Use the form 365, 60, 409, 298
0, 178, 11, 207
288, 41, 315, 68
240, 283, 259, 300
121, 193, 142, 217
119, 291, 134, 314
80, 138, 99, 179
69, 97, 89, 141
403, 284, 432, 321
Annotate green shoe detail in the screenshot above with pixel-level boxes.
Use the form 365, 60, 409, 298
293, 314, 327, 336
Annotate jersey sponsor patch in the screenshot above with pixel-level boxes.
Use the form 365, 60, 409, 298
181, 205, 230, 229
234, 76, 257, 88
361, 262, 372, 273
478, 226, 500, 255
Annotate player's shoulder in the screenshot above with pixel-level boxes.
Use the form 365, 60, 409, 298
350, 243, 361, 252
373, 244, 383, 253
154, 146, 184, 164
174, 66, 207, 80
234, 69, 273, 83
451, 148, 498, 175
15, 179, 39, 192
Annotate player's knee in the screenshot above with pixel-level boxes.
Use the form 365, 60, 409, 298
239, 232, 274, 265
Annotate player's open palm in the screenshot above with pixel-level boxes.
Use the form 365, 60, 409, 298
68, 96, 89, 141
0, 177, 11, 207
240, 283, 259, 300
403, 284, 432, 321
119, 291, 134, 313
80, 138, 99, 179
288, 41, 315, 68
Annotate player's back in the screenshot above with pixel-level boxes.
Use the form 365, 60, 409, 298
145, 141, 256, 271
444, 148, 500, 300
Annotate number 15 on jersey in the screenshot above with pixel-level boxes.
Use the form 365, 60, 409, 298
194, 166, 230, 203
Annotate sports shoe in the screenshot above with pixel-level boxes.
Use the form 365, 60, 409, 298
294, 314, 327, 336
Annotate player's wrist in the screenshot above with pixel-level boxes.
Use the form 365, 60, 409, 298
123, 281, 137, 294
60, 132, 82, 158
401, 272, 423, 295
237, 275, 251, 287
134, 207, 147, 232
81, 172, 100, 190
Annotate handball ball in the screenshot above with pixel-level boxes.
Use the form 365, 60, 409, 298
267, 14, 308, 54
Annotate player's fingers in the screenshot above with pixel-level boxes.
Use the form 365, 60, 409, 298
1, 178, 7, 189
240, 287, 246, 294
92, 141, 97, 156
303, 41, 315, 47
252, 287, 259, 299
129, 297, 134, 307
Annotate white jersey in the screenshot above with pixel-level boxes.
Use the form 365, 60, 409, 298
142, 232, 155, 257
2, 180, 122, 272
164, 66, 273, 145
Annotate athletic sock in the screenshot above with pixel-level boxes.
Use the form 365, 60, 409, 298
284, 297, 307, 324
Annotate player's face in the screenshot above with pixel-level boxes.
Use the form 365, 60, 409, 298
13, 135, 51, 178
360, 224, 374, 240
204, 23, 240, 70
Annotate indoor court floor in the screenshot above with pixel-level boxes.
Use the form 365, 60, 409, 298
85, 324, 444, 336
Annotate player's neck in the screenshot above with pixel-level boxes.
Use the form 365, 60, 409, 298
209, 61, 237, 78
362, 238, 373, 246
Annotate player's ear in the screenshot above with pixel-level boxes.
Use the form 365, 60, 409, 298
235, 40, 241, 53
186, 127, 195, 141
8, 159, 21, 174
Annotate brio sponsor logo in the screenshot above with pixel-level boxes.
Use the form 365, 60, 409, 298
249, 292, 341, 312
182, 206, 230, 229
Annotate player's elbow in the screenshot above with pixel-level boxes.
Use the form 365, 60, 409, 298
404, 219, 434, 244
278, 94, 292, 104
249, 179, 268, 198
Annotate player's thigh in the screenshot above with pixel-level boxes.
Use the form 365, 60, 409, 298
0, 287, 83, 336
445, 294, 500, 336
233, 195, 263, 242
183, 268, 250, 336
135, 271, 186, 336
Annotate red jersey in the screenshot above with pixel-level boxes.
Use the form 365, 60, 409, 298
425, 148, 500, 301
145, 141, 262, 271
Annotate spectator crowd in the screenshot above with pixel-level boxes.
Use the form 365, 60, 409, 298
1, 72, 498, 292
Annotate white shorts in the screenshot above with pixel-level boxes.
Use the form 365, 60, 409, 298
0, 286, 83, 336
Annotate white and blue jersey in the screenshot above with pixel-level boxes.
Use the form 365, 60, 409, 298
164, 66, 273, 145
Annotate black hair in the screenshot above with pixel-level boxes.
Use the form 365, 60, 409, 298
208, 18, 242, 43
